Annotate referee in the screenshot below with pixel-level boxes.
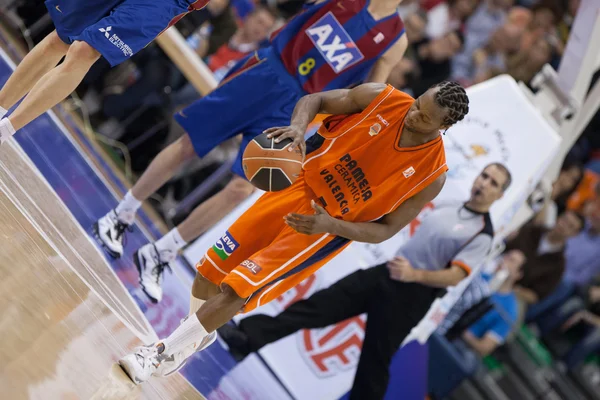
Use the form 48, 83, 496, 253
218, 163, 512, 399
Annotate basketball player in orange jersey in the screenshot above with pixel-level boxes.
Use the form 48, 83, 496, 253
95, 0, 410, 304
118, 80, 470, 383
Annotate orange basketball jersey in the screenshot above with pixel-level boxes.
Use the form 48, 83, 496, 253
302, 84, 448, 222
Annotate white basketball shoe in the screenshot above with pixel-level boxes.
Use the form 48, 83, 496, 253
153, 331, 218, 377
119, 344, 161, 385
93, 210, 133, 258
134, 243, 175, 303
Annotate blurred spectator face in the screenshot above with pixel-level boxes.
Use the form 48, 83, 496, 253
242, 8, 277, 43
453, 0, 479, 20
387, 59, 416, 89
589, 201, 600, 231
529, 38, 552, 67
426, 31, 464, 61
552, 211, 584, 239
532, 7, 557, 32
553, 164, 583, 198
469, 165, 509, 207
489, 23, 523, 53
405, 13, 427, 43
568, 0, 581, 16
490, 0, 515, 12
501, 249, 525, 280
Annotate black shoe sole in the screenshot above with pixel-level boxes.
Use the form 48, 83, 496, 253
92, 222, 122, 259
133, 250, 159, 304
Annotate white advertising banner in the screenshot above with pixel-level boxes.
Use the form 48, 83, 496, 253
183, 75, 562, 400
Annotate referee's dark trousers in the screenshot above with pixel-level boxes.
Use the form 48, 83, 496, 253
238, 264, 439, 400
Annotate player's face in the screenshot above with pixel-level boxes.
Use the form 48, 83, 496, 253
470, 165, 508, 207
405, 88, 448, 134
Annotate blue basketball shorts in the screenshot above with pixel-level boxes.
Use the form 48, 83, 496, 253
45, 0, 207, 66
174, 47, 306, 177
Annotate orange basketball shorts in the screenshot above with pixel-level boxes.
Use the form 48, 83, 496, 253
196, 177, 351, 312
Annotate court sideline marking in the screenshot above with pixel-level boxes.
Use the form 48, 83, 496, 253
0, 140, 158, 344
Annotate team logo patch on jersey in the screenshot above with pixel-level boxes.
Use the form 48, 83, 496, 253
212, 231, 239, 260
306, 12, 364, 73
403, 166, 416, 178
369, 123, 381, 137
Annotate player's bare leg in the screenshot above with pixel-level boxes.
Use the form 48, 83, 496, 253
133, 175, 254, 302
0, 31, 69, 114
131, 135, 199, 202
120, 282, 244, 383
94, 135, 198, 259
0, 41, 100, 144
178, 176, 255, 243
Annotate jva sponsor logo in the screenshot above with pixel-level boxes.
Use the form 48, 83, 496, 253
212, 231, 239, 260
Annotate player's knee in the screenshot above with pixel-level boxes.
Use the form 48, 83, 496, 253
46, 31, 69, 54
65, 41, 101, 66
221, 283, 246, 304
177, 134, 198, 161
224, 177, 255, 204
191, 272, 219, 299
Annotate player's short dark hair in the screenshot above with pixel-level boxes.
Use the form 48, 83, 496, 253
431, 81, 470, 127
485, 162, 512, 191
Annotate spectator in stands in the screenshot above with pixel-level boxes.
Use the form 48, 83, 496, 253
173, 5, 279, 106
451, 0, 515, 83
566, 169, 600, 216
403, 10, 429, 44
512, 0, 564, 52
218, 164, 511, 400
506, 210, 585, 310
461, 249, 524, 356
552, 159, 585, 214
425, 0, 479, 39
409, 30, 466, 95
453, 22, 522, 86
506, 36, 553, 85
387, 59, 418, 90
563, 200, 600, 287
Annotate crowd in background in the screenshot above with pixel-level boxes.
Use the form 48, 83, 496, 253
3, 0, 600, 397
9, 0, 599, 222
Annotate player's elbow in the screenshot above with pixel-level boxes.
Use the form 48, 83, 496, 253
369, 225, 396, 244
450, 263, 470, 283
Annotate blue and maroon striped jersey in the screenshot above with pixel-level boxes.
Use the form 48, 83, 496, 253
270, 0, 405, 93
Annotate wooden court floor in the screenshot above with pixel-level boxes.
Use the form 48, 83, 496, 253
0, 141, 205, 399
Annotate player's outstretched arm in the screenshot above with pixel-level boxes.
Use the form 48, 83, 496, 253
285, 174, 446, 242
366, 33, 408, 83
265, 83, 387, 152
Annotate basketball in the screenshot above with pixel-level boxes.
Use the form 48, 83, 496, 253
242, 132, 304, 192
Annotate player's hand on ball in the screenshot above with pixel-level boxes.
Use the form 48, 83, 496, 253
387, 256, 418, 282
264, 125, 306, 155
284, 200, 333, 235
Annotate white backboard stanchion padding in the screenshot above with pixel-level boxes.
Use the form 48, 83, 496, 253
183, 75, 561, 400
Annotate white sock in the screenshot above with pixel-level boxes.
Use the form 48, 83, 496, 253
0, 106, 7, 119
115, 190, 141, 224
155, 228, 187, 259
161, 313, 208, 355
0, 118, 16, 144
189, 295, 206, 315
